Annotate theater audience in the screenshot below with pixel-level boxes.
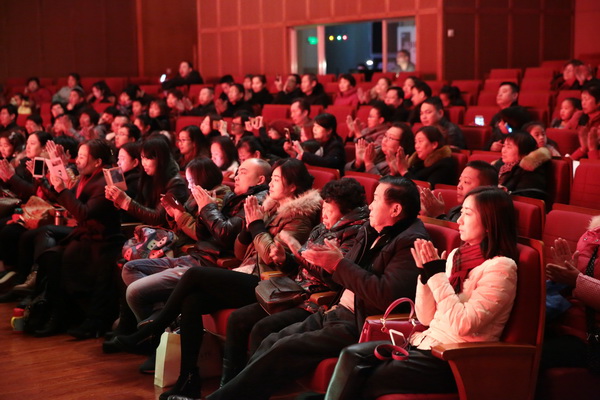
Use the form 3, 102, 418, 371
188, 87, 217, 117
396, 126, 457, 186
24, 77, 52, 110
385, 86, 409, 122
323, 187, 517, 400
0, 105, 21, 135
105, 158, 321, 400
176, 125, 210, 170
248, 74, 274, 110
358, 77, 391, 105
486, 104, 532, 152
551, 97, 583, 130
301, 73, 330, 107
524, 121, 561, 157
407, 79, 431, 124
334, 74, 359, 108
0, 130, 26, 167
88, 80, 116, 106
53, 73, 82, 104
346, 101, 391, 145
148, 99, 171, 132
220, 83, 254, 118
439, 85, 467, 108
211, 136, 239, 177
220, 177, 369, 385
273, 74, 303, 105
571, 84, 600, 160
208, 176, 427, 400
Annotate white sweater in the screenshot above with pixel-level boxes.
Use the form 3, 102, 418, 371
410, 249, 517, 350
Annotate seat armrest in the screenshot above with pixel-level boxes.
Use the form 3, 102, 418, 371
309, 291, 337, 308
217, 257, 241, 269
430, 342, 538, 400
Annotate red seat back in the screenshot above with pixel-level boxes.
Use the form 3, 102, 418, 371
261, 104, 290, 122
175, 116, 204, 133
344, 171, 380, 203
571, 160, 600, 210
464, 106, 499, 127
513, 200, 543, 239
548, 158, 573, 205
546, 128, 579, 156
543, 205, 596, 264
460, 125, 492, 151
307, 166, 340, 190
468, 150, 499, 165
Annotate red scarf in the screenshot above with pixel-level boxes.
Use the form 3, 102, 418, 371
449, 243, 486, 293
76, 167, 101, 199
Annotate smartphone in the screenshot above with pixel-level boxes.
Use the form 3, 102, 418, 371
474, 115, 484, 126
284, 128, 291, 143
388, 329, 407, 347
506, 123, 513, 133
159, 74, 167, 83
33, 157, 46, 178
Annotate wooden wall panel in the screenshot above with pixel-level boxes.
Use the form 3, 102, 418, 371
478, 13, 509, 76
240, 0, 261, 25
416, 13, 439, 79
574, 0, 600, 59
220, 31, 241, 75
285, 0, 308, 22
308, 0, 332, 20
543, 13, 572, 61
444, 13, 476, 81
512, 12, 541, 68
418, 0, 438, 10
359, 0, 386, 14
220, 0, 240, 27
140, 0, 197, 77
262, 0, 284, 24
389, 0, 417, 13
333, 0, 359, 17
513, 0, 540, 9
0, 0, 137, 82
199, 1, 219, 29
262, 27, 287, 75
199, 32, 221, 79
240, 29, 263, 74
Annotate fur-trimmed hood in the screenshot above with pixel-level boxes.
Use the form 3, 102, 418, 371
408, 145, 452, 168
520, 146, 552, 171
262, 189, 322, 224
589, 215, 600, 231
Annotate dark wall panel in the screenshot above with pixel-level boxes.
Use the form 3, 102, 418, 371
512, 12, 541, 68
416, 13, 439, 79
444, 13, 476, 80
199, 1, 218, 28
543, 13, 572, 61
478, 13, 509, 76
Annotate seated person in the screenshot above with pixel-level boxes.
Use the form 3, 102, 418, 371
486, 104, 532, 152
104, 159, 321, 400
420, 96, 466, 149
211, 136, 239, 178
53, 73, 82, 104
524, 121, 561, 157
301, 73, 330, 107
176, 125, 211, 170
0, 105, 22, 135
542, 215, 600, 373
550, 97, 583, 130
187, 87, 217, 117
236, 136, 270, 164
248, 74, 274, 110
571, 84, 600, 160
228, 110, 254, 146
396, 126, 458, 186
358, 77, 390, 105
385, 86, 409, 122
333, 74, 359, 108
219, 83, 254, 118
407, 79, 431, 124
220, 177, 370, 385
439, 85, 467, 108
161, 60, 203, 90
290, 97, 313, 135
390, 49, 416, 74
208, 176, 428, 400
284, 113, 345, 173
323, 186, 518, 400
493, 131, 551, 202
346, 101, 391, 145
348, 122, 414, 176
273, 74, 303, 105
420, 160, 499, 222
105, 136, 188, 227
486, 82, 529, 151
24, 77, 52, 110
257, 118, 294, 160
166, 88, 192, 120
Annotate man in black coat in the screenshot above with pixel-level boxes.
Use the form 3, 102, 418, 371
207, 176, 427, 400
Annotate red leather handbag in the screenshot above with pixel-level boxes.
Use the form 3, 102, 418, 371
358, 297, 420, 343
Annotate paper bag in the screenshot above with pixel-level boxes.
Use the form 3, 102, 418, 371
154, 331, 181, 388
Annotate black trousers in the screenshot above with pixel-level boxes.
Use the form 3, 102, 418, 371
207, 306, 359, 400
224, 302, 312, 377
326, 341, 456, 400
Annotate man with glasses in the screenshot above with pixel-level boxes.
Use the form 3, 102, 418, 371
363, 122, 415, 176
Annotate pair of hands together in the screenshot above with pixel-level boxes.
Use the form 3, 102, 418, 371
546, 238, 581, 287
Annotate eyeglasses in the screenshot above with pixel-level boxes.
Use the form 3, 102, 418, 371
383, 134, 401, 142
230, 122, 242, 127
177, 138, 191, 143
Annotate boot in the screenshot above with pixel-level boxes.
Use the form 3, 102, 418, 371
159, 369, 201, 400
219, 358, 243, 387
34, 309, 63, 337
13, 270, 37, 294
68, 318, 107, 340
105, 303, 138, 340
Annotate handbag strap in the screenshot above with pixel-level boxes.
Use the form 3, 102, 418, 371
381, 297, 415, 332
374, 343, 409, 361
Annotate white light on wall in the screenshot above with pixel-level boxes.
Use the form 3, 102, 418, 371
366, 59, 374, 66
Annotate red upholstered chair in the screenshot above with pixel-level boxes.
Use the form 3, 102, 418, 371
545, 128, 579, 156
307, 166, 340, 190
542, 203, 597, 264
310, 105, 324, 118
344, 171, 380, 203
345, 142, 356, 163
317, 74, 337, 84
523, 67, 556, 80
548, 157, 573, 205
476, 91, 497, 106
521, 78, 552, 91
139, 84, 162, 97
175, 116, 204, 133
261, 104, 290, 122
424, 80, 446, 96
451, 80, 481, 102
432, 185, 460, 215
372, 72, 397, 83
421, 217, 461, 254
459, 125, 492, 151
463, 106, 499, 127
356, 105, 371, 125
541, 60, 568, 69
92, 102, 111, 114
375, 238, 545, 400
450, 151, 468, 179
483, 78, 518, 91
325, 105, 356, 141
571, 160, 600, 210
445, 106, 465, 125
512, 199, 544, 240
468, 150, 499, 165
489, 68, 522, 81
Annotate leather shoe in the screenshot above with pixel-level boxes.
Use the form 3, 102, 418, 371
139, 352, 156, 374
159, 370, 201, 400
34, 315, 62, 337
68, 319, 106, 340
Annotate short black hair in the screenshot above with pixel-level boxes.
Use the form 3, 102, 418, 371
186, 157, 223, 190
422, 96, 444, 111
272, 158, 314, 196
387, 86, 404, 100
219, 74, 234, 84
465, 160, 499, 186
499, 81, 520, 94
378, 175, 420, 221
505, 131, 537, 156
413, 80, 432, 98
371, 101, 392, 122
121, 123, 141, 141
320, 178, 366, 215
338, 73, 356, 87
0, 104, 18, 117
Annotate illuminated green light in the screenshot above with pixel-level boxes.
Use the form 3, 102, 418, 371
336, 35, 342, 41
307, 36, 318, 45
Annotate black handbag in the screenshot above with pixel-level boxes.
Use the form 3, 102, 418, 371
255, 276, 307, 314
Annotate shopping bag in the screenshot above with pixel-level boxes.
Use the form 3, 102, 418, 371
154, 331, 181, 388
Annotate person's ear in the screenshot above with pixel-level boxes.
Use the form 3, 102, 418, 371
256, 175, 266, 185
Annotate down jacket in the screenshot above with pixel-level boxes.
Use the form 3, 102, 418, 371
411, 249, 517, 350
234, 189, 322, 277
